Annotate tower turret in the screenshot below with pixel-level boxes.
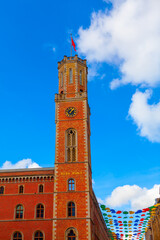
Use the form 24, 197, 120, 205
57, 55, 87, 98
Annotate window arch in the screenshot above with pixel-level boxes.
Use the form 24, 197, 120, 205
13, 232, 22, 240
34, 231, 44, 240
0, 186, 4, 194
65, 228, 77, 240
15, 205, 23, 219
39, 184, 43, 193
69, 68, 73, 84
68, 179, 75, 191
66, 129, 77, 162
68, 201, 75, 217
19, 185, 24, 194
36, 204, 44, 218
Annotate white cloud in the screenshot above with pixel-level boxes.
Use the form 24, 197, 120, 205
77, 0, 160, 88
97, 197, 104, 204
103, 184, 160, 210
129, 90, 160, 142
92, 179, 95, 184
1, 159, 41, 169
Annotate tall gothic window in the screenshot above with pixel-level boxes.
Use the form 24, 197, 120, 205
66, 129, 77, 162
19, 185, 24, 194
39, 184, 43, 193
15, 205, 23, 219
68, 179, 75, 191
61, 72, 63, 87
80, 70, 83, 85
0, 186, 4, 194
68, 202, 75, 217
36, 204, 44, 218
13, 232, 22, 240
69, 68, 73, 84
34, 231, 44, 240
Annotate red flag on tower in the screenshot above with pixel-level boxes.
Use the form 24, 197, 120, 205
71, 37, 76, 51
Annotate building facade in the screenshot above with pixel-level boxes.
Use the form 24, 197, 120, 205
145, 198, 160, 240
0, 55, 109, 240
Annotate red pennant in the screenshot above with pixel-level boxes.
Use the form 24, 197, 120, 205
71, 37, 76, 51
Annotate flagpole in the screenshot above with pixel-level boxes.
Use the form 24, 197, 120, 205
70, 34, 72, 57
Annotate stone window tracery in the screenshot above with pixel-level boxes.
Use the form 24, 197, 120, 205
66, 129, 77, 162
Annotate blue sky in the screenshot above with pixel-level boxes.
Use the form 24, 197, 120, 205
0, 0, 160, 210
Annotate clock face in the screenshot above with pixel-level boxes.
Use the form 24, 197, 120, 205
65, 107, 77, 117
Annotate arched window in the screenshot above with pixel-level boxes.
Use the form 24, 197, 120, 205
0, 186, 4, 194
68, 229, 76, 240
61, 72, 63, 87
68, 202, 75, 217
80, 70, 83, 85
36, 204, 44, 218
34, 231, 44, 240
15, 205, 23, 219
19, 185, 24, 194
39, 185, 43, 193
69, 68, 73, 84
66, 129, 77, 162
68, 179, 75, 191
13, 232, 22, 240
65, 228, 77, 240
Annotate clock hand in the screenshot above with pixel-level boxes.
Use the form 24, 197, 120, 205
69, 108, 74, 113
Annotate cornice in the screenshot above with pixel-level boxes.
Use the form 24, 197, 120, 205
0, 167, 54, 173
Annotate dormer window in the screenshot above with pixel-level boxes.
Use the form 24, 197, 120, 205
69, 68, 73, 84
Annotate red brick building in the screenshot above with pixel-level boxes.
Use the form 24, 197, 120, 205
0, 55, 109, 240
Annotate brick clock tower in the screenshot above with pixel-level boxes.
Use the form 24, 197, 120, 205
53, 55, 92, 240
0, 55, 109, 240
53, 55, 109, 240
